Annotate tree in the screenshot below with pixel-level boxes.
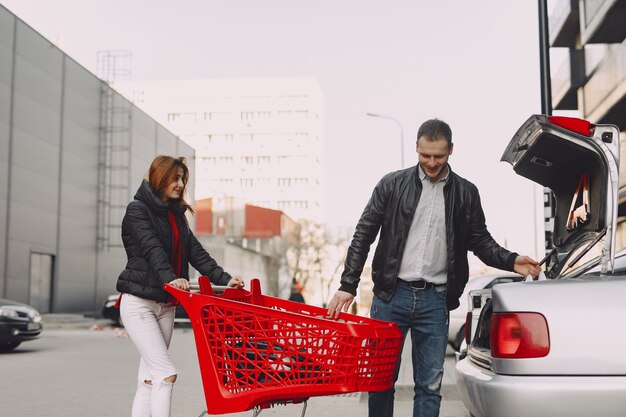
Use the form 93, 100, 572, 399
286, 220, 352, 307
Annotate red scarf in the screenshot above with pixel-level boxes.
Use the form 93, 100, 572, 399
167, 211, 183, 277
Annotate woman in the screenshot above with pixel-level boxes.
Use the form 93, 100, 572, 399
116, 155, 244, 417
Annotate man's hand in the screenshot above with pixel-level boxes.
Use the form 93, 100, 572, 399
227, 275, 245, 289
326, 290, 355, 319
514, 255, 541, 279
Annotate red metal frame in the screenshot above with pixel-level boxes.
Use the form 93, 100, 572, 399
165, 277, 402, 414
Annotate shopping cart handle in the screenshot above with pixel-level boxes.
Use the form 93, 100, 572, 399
189, 283, 231, 293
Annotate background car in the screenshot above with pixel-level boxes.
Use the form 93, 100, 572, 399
448, 273, 524, 351
0, 298, 43, 351
455, 115, 625, 417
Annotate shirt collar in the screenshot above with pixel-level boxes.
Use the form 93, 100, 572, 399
418, 164, 450, 184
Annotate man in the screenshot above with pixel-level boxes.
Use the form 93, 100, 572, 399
327, 119, 540, 417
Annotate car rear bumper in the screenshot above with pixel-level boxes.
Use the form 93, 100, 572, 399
455, 357, 626, 417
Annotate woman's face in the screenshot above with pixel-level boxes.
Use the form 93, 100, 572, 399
161, 167, 185, 202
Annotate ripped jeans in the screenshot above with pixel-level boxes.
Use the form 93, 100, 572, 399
120, 293, 177, 417
369, 282, 449, 417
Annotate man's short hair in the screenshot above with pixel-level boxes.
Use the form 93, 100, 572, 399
417, 119, 452, 146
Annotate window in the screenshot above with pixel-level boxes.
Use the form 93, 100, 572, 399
278, 178, 292, 187
278, 201, 292, 209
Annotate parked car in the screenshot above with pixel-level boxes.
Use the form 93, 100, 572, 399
101, 294, 122, 326
455, 115, 625, 417
102, 293, 190, 327
448, 273, 524, 351
0, 298, 43, 351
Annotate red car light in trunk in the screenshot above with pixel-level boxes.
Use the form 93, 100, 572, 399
548, 115, 593, 137
491, 313, 550, 358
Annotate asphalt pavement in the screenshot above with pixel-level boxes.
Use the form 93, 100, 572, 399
29, 314, 470, 417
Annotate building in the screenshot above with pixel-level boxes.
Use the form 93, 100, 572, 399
114, 77, 325, 223
547, 0, 626, 245
0, 5, 193, 313
195, 198, 300, 297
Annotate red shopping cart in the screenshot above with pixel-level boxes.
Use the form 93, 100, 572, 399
165, 276, 403, 416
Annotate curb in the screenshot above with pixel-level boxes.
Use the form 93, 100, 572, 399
41, 314, 110, 330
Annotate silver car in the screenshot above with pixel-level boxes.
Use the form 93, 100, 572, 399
455, 115, 626, 417
448, 273, 523, 351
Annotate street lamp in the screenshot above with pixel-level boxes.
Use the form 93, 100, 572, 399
366, 112, 405, 168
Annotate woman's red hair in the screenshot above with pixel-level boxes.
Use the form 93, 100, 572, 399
148, 155, 195, 214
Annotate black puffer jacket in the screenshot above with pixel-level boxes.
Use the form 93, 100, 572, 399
116, 180, 232, 303
339, 164, 517, 311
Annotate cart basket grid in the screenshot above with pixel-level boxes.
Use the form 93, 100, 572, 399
165, 277, 402, 415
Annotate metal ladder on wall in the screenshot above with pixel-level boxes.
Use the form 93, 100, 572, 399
96, 50, 133, 250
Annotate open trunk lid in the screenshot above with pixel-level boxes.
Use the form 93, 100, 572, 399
501, 115, 620, 277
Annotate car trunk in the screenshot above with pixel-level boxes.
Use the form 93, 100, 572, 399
501, 115, 619, 278
466, 115, 623, 376
485, 277, 626, 375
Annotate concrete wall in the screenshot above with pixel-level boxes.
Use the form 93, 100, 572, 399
197, 235, 286, 297
0, 5, 193, 313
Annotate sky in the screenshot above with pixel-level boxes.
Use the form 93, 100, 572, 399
1, 0, 548, 262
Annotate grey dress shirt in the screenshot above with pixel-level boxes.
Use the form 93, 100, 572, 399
397, 164, 449, 284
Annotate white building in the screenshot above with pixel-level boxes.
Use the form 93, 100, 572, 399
115, 77, 325, 223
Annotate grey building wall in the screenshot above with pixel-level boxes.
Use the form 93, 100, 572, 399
0, 5, 194, 314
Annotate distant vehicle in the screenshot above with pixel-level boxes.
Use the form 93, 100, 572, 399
102, 293, 190, 327
0, 298, 43, 351
455, 115, 626, 417
448, 273, 524, 351
101, 294, 122, 326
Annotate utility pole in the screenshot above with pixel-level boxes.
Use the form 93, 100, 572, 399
538, 0, 555, 256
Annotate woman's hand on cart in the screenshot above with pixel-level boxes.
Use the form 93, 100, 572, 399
326, 290, 355, 319
227, 275, 245, 289
169, 278, 191, 291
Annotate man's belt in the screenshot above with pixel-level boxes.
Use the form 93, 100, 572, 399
397, 278, 445, 290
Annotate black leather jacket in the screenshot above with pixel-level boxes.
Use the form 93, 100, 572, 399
116, 181, 232, 303
339, 164, 518, 311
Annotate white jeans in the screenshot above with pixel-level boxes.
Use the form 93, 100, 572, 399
120, 293, 177, 417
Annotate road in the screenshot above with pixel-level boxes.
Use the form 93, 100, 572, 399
0, 319, 470, 417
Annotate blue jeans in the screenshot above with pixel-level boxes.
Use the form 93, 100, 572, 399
369, 281, 449, 417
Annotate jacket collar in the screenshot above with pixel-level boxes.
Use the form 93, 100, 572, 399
417, 163, 450, 184
134, 180, 186, 217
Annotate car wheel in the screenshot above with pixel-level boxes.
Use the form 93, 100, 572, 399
452, 325, 465, 351
0, 341, 21, 351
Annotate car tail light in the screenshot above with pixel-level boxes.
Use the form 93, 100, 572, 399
491, 312, 550, 358
464, 312, 472, 345
548, 116, 593, 137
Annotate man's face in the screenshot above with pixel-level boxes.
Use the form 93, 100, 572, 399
416, 136, 453, 182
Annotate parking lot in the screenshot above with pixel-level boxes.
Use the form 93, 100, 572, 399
0, 316, 470, 417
